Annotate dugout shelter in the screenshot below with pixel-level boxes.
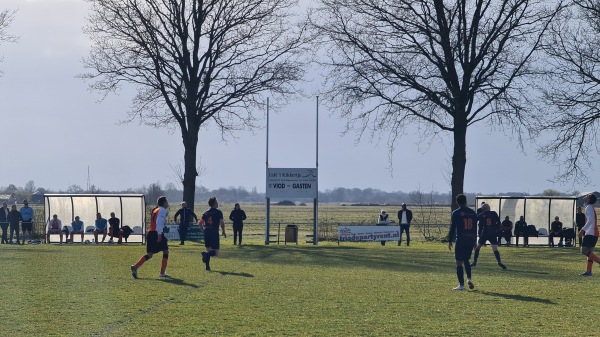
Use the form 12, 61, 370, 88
44, 194, 146, 243
475, 195, 577, 246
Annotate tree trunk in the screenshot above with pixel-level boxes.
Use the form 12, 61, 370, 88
182, 130, 199, 212
451, 120, 467, 211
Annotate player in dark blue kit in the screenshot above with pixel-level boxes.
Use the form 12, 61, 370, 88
471, 203, 507, 269
448, 194, 478, 291
200, 196, 227, 271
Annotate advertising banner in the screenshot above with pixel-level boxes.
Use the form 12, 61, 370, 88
338, 225, 400, 242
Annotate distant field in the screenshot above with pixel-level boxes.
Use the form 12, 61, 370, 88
0, 241, 593, 336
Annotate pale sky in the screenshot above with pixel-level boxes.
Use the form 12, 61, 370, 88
0, 0, 596, 196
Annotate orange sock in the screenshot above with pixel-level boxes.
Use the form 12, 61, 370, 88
135, 256, 148, 269
587, 260, 593, 272
161, 258, 168, 274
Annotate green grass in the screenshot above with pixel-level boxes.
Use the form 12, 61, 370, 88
0, 239, 596, 336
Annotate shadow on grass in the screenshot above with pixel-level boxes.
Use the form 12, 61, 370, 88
474, 290, 557, 305
157, 277, 199, 288
217, 271, 254, 278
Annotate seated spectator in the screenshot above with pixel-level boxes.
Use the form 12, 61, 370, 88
498, 215, 513, 246
70, 216, 85, 243
377, 210, 390, 246
550, 216, 564, 247
46, 214, 63, 244
108, 212, 123, 244
514, 215, 528, 247
94, 213, 108, 244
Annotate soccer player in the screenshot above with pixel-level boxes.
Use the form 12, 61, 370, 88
131, 196, 170, 279
448, 194, 477, 290
579, 194, 599, 276
200, 197, 227, 271
470, 203, 507, 269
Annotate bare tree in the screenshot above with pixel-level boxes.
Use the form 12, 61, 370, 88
310, 0, 563, 209
0, 9, 17, 75
82, 0, 307, 210
536, 1, 600, 183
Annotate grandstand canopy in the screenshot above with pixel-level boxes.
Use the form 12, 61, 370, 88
44, 194, 146, 232
475, 196, 577, 231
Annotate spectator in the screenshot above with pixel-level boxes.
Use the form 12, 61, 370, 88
20, 199, 34, 244
471, 204, 506, 269
229, 203, 247, 246
498, 215, 513, 246
94, 213, 108, 244
377, 210, 390, 246
46, 214, 63, 244
514, 215, 528, 247
200, 197, 227, 271
550, 216, 564, 247
131, 196, 171, 279
70, 216, 85, 243
8, 204, 22, 244
174, 201, 198, 245
476, 202, 486, 215
397, 203, 413, 247
576, 207, 586, 247
0, 202, 9, 244
108, 212, 123, 244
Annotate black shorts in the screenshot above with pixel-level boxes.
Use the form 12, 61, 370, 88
146, 231, 168, 254
478, 233, 499, 245
455, 237, 476, 261
22, 222, 33, 232
204, 228, 220, 249
582, 235, 598, 248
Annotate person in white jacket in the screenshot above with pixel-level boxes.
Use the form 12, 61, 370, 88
377, 210, 390, 246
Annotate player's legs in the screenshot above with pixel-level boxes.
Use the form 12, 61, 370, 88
471, 238, 484, 267
455, 260, 465, 288
491, 244, 506, 269
160, 249, 169, 276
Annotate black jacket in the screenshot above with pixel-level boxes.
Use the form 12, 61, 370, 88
0, 207, 8, 223
8, 210, 22, 227
174, 208, 198, 227
229, 209, 247, 227
397, 209, 413, 225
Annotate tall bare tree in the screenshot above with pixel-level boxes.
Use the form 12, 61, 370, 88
536, 1, 600, 184
83, 0, 306, 209
311, 0, 562, 209
0, 9, 17, 75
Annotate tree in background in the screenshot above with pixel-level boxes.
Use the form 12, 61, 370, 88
0, 9, 17, 75
310, 0, 563, 209
82, 0, 307, 211
536, 1, 600, 184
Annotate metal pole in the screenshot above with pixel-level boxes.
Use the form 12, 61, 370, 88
265, 97, 270, 245
314, 96, 319, 245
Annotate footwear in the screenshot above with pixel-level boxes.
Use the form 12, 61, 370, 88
470, 262, 477, 267
581, 271, 592, 276
498, 263, 507, 270
131, 265, 138, 279
467, 280, 474, 290
159, 273, 171, 278
205, 263, 211, 271
108, 239, 114, 244
397, 241, 401, 246
453, 285, 465, 291
201, 251, 208, 263
179, 242, 184, 245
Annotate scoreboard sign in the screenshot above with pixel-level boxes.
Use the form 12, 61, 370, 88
266, 168, 318, 198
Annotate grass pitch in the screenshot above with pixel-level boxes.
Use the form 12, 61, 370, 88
0, 239, 595, 336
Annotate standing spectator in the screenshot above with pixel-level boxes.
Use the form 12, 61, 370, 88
471, 204, 507, 269
46, 214, 63, 244
108, 212, 123, 244
514, 215, 528, 247
376, 210, 390, 246
19, 199, 34, 244
448, 194, 477, 291
397, 203, 413, 246
200, 197, 226, 271
131, 196, 171, 279
94, 213, 108, 244
576, 207, 586, 247
8, 204, 22, 244
229, 203, 247, 246
498, 216, 513, 246
174, 201, 198, 245
549, 216, 564, 247
70, 216, 84, 243
579, 194, 600, 276
0, 202, 9, 244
